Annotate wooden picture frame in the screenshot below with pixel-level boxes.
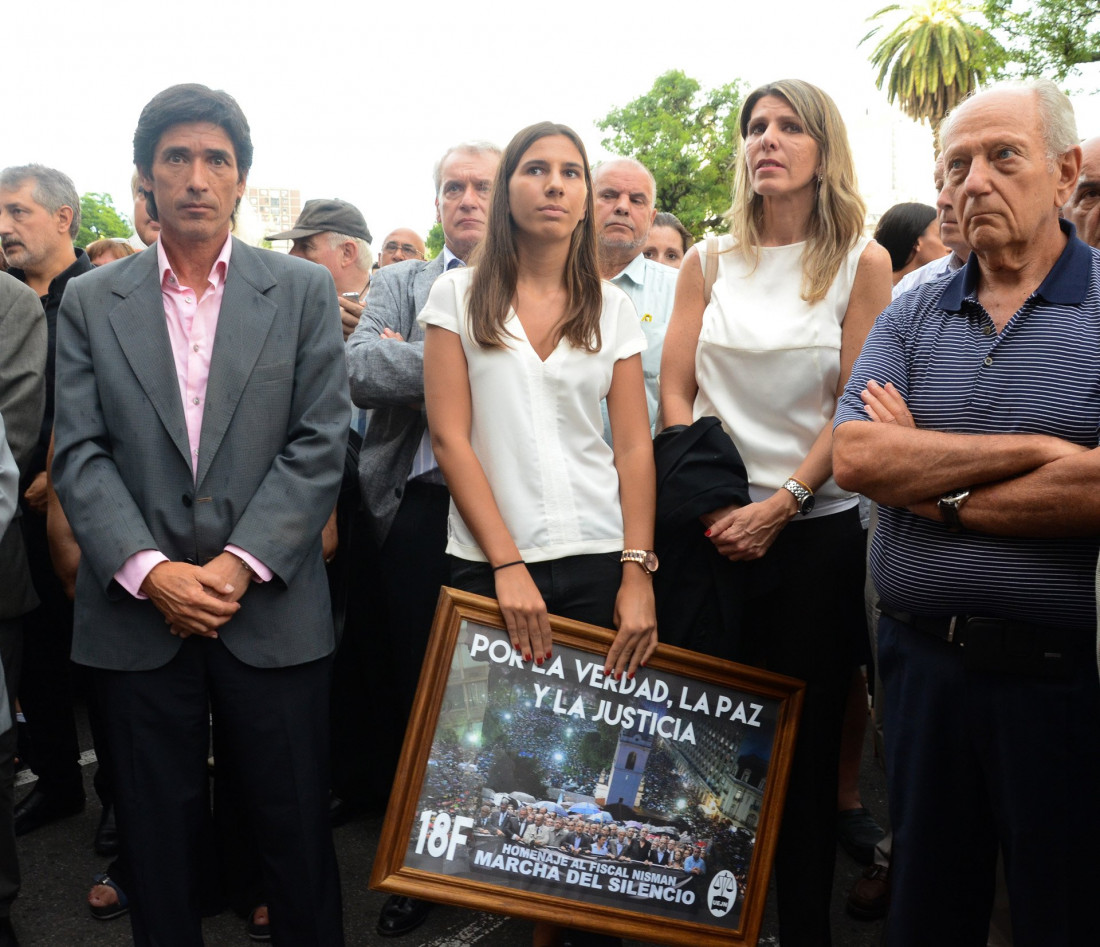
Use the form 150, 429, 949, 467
370, 588, 805, 946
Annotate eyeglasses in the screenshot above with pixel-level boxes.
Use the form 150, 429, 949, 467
383, 242, 422, 256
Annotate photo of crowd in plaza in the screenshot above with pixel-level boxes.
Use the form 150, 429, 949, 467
399, 620, 782, 932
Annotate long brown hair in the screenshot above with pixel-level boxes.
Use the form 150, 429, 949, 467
467, 122, 603, 351
727, 79, 866, 303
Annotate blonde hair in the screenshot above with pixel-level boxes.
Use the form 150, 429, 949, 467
727, 79, 866, 303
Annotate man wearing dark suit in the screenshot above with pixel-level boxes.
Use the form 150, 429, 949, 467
346, 141, 499, 939
52, 84, 348, 947
0, 167, 93, 839
0, 271, 46, 947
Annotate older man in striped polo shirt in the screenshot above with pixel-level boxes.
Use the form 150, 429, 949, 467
834, 79, 1099, 947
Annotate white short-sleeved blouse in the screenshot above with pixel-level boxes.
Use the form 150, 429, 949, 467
418, 267, 647, 562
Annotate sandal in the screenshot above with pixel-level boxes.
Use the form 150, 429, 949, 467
247, 904, 271, 942
88, 873, 129, 921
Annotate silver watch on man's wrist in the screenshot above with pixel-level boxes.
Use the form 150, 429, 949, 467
938, 489, 971, 532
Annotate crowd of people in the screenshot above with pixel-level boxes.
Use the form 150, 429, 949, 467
0, 72, 1097, 947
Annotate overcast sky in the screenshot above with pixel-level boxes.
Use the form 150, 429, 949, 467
6, 0, 1099, 245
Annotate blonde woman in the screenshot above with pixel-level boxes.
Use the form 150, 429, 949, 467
660, 79, 891, 945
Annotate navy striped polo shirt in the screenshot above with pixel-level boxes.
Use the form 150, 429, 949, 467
835, 222, 1100, 629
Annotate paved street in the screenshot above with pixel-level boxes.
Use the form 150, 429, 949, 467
9, 702, 888, 946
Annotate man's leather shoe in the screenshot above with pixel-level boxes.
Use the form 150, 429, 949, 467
94, 804, 119, 857
329, 795, 359, 828
13, 787, 85, 837
0, 915, 20, 947
846, 863, 890, 920
376, 895, 431, 937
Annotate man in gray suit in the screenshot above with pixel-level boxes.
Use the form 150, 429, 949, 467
0, 271, 46, 947
345, 140, 499, 938
52, 84, 348, 947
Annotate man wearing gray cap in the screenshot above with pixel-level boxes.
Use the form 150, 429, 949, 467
268, 198, 373, 341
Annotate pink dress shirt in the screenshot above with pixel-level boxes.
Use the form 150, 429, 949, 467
114, 236, 272, 597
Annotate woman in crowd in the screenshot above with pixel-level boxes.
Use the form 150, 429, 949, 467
643, 212, 692, 269
660, 79, 891, 945
85, 238, 135, 266
873, 201, 947, 286
422, 121, 657, 947
421, 120, 657, 677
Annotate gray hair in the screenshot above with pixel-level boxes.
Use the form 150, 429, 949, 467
0, 164, 81, 238
941, 78, 1079, 166
433, 141, 502, 198
325, 231, 373, 272
592, 157, 657, 208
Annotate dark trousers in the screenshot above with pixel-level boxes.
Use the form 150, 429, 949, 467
723, 509, 865, 947
18, 510, 82, 799
0, 619, 23, 916
329, 508, 375, 807
879, 613, 1100, 947
449, 551, 621, 629
365, 480, 450, 808
96, 636, 343, 947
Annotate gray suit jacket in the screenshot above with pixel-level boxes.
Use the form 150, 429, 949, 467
345, 254, 446, 547
0, 272, 46, 620
52, 239, 349, 671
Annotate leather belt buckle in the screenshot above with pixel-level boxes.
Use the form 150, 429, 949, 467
947, 615, 960, 644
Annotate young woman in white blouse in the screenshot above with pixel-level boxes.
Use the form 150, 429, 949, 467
421, 121, 657, 682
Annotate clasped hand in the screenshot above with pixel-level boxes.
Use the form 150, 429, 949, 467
140, 552, 251, 639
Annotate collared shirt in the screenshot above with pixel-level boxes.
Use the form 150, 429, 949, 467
115, 235, 271, 597
603, 253, 679, 438
835, 220, 1100, 628
406, 248, 465, 483
892, 251, 966, 301
9, 248, 95, 473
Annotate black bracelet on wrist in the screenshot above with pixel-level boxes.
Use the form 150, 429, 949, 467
492, 559, 525, 573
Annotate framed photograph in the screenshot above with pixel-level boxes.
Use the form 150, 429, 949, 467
370, 588, 805, 946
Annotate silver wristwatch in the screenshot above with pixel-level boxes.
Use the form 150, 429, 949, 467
781, 478, 815, 516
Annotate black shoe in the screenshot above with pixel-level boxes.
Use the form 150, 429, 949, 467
329, 795, 360, 828
94, 804, 119, 857
0, 916, 20, 947
376, 896, 431, 937
13, 787, 85, 837
846, 863, 890, 920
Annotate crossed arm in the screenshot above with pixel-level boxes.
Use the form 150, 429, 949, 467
832, 381, 1097, 536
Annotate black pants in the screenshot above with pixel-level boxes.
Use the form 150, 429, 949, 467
364, 481, 451, 809
96, 637, 343, 947
17, 510, 82, 800
449, 551, 621, 628
708, 508, 865, 947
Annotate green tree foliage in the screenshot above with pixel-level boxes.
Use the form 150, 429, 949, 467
597, 70, 744, 238
425, 221, 444, 259
76, 192, 133, 248
982, 0, 1100, 83
862, 1, 996, 127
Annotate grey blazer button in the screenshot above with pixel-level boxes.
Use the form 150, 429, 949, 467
182, 494, 193, 507
394, 486, 403, 499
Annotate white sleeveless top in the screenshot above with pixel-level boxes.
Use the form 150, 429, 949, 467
693, 234, 870, 516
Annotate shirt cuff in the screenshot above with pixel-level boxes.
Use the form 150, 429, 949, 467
114, 549, 169, 599
225, 545, 272, 583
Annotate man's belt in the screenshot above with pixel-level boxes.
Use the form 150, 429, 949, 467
880, 605, 1087, 675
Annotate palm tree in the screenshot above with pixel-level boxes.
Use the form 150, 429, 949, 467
862, 1, 999, 128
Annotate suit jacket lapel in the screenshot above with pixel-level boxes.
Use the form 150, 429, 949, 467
197, 240, 277, 487
108, 251, 192, 471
